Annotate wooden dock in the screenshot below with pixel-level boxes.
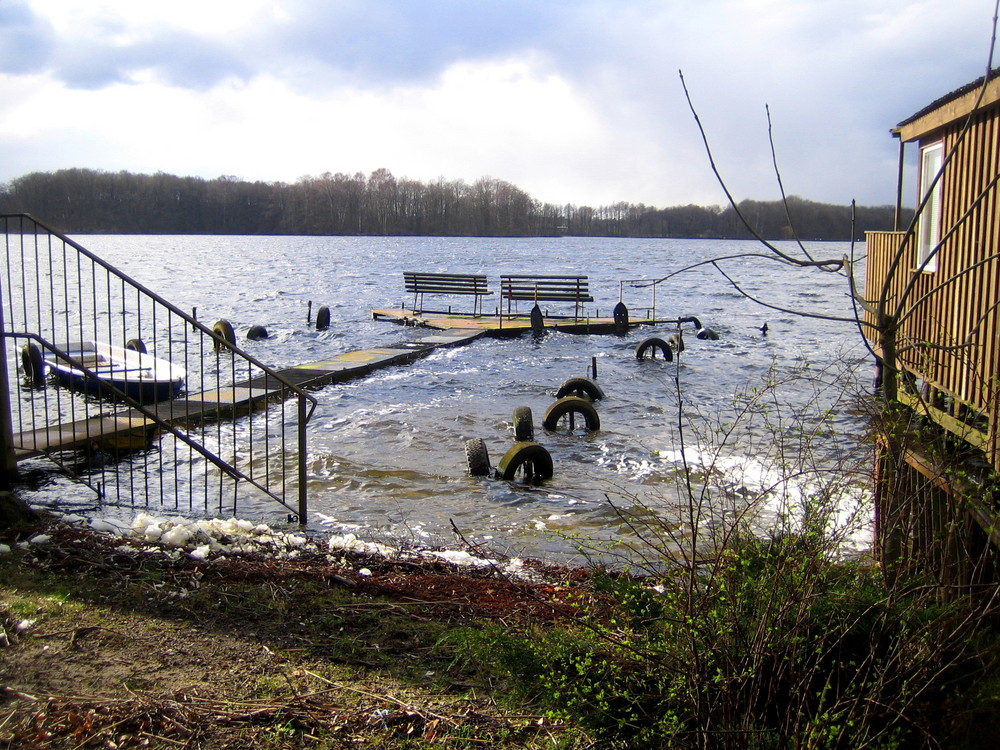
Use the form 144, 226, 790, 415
371, 308, 655, 336
12, 328, 485, 461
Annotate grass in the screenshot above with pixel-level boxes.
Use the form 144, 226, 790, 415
0, 517, 593, 749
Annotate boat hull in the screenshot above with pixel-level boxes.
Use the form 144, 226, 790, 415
43, 341, 185, 404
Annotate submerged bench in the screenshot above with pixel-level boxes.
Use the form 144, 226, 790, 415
404, 272, 492, 316
500, 275, 594, 319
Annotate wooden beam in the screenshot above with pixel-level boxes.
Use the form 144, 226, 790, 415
897, 389, 990, 452
896, 76, 1000, 142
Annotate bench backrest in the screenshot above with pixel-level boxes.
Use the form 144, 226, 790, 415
404, 272, 490, 296
500, 275, 593, 302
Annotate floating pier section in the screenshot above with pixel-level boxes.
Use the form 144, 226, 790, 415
11, 328, 485, 460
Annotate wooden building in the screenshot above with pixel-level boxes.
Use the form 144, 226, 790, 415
864, 69, 1000, 587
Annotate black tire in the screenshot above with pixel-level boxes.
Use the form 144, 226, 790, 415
497, 442, 553, 481
613, 301, 629, 334
125, 338, 147, 353
247, 324, 269, 340
315, 305, 331, 331
542, 396, 601, 432
464, 438, 492, 477
512, 406, 534, 441
21, 342, 45, 387
213, 319, 236, 350
635, 337, 672, 361
530, 304, 544, 335
555, 377, 605, 401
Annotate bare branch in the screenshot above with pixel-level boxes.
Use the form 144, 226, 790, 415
710, 261, 861, 324
679, 69, 844, 274
766, 103, 819, 265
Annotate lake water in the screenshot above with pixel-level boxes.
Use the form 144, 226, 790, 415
25, 235, 874, 565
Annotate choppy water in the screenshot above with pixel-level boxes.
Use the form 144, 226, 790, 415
24, 235, 874, 565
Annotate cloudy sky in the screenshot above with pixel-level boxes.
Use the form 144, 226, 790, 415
0, 1, 996, 209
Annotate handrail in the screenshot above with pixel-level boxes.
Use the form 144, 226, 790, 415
7, 332, 303, 512
1, 213, 316, 522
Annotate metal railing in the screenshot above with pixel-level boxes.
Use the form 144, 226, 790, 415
1, 214, 317, 522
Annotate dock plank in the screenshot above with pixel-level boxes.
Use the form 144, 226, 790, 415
371, 309, 652, 335
13, 328, 488, 461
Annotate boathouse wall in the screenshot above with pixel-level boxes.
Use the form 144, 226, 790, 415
864, 70, 1000, 585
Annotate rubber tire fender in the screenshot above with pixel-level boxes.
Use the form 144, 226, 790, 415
315, 305, 331, 331
21, 342, 45, 387
213, 319, 236, 350
464, 438, 492, 477
613, 301, 629, 334
512, 406, 534, 441
555, 377, 605, 401
530, 304, 545, 336
542, 396, 601, 432
497, 441, 554, 481
247, 324, 269, 340
635, 337, 673, 361
125, 338, 147, 353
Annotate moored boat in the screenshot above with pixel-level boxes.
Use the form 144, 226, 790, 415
39, 340, 185, 404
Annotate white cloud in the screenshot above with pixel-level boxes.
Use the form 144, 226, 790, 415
0, 0, 996, 207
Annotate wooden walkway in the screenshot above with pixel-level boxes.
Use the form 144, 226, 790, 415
14, 307, 653, 460
371, 308, 654, 335
12, 328, 485, 461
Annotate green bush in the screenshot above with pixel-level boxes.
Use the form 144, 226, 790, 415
464, 531, 1000, 748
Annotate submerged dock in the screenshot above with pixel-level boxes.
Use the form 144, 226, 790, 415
371, 308, 656, 336
12, 328, 485, 460
14, 296, 657, 460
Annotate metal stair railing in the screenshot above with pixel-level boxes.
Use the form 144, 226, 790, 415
1, 213, 317, 522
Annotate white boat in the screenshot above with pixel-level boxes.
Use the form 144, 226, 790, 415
38, 340, 185, 403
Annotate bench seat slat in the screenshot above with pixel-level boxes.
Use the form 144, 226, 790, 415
405, 272, 490, 296
500, 274, 593, 303
403, 271, 493, 316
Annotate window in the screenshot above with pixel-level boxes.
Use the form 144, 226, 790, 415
916, 141, 944, 272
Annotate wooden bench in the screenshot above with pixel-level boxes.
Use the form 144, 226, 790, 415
500, 275, 594, 319
404, 272, 492, 316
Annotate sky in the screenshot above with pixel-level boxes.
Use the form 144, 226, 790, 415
0, 0, 996, 209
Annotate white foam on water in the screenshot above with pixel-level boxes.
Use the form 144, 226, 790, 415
655, 444, 873, 554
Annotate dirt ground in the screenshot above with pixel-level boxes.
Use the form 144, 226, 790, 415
0, 516, 593, 749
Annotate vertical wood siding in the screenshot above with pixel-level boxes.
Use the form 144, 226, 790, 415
865, 102, 1000, 466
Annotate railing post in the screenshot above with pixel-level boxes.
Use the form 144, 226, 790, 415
0, 331, 16, 488
298, 394, 308, 524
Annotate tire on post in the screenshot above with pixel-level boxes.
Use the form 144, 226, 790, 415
247, 324, 269, 340
497, 441, 554, 481
21, 342, 45, 387
512, 406, 534, 441
464, 438, 492, 477
213, 319, 236, 350
315, 305, 331, 331
541, 396, 601, 432
635, 337, 673, 361
125, 338, 147, 354
555, 376, 605, 401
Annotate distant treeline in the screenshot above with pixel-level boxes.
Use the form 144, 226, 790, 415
0, 168, 907, 240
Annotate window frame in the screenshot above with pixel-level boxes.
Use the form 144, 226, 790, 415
916, 140, 944, 273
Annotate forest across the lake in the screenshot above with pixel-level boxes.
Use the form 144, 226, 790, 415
0, 167, 905, 239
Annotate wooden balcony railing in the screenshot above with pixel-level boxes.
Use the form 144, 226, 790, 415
865, 230, 998, 464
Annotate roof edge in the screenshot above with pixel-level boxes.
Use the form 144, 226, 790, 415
895, 68, 1000, 142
